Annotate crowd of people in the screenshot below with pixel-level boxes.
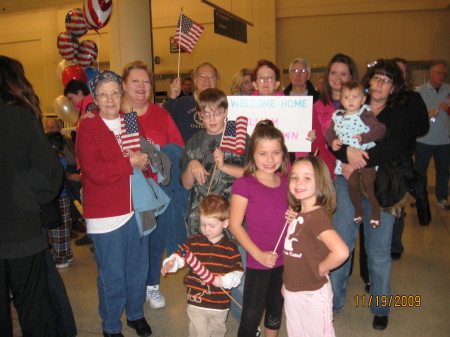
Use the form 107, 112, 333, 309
0, 52, 448, 337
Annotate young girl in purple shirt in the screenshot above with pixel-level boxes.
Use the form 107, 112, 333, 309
230, 120, 296, 337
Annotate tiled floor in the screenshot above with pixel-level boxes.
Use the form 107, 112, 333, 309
12, 170, 450, 337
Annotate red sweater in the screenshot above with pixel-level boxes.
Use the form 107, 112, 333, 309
138, 103, 184, 147
76, 113, 134, 218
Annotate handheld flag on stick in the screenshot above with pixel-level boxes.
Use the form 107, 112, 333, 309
180, 247, 215, 284
207, 116, 248, 195
173, 13, 204, 54
121, 111, 141, 152
220, 116, 248, 155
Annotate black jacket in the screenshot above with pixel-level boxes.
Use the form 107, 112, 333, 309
0, 99, 63, 259
283, 80, 319, 103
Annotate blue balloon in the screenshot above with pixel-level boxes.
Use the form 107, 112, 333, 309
85, 67, 99, 83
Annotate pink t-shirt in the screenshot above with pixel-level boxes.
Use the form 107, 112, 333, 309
232, 174, 288, 269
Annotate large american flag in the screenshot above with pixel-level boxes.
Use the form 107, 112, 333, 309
173, 14, 204, 54
121, 111, 141, 153
220, 116, 248, 155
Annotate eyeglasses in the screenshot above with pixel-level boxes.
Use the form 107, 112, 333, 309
202, 109, 225, 119
96, 91, 121, 101
198, 73, 217, 80
290, 68, 308, 74
371, 76, 393, 86
258, 76, 275, 83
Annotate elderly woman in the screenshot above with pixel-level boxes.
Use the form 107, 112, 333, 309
120, 60, 185, 310
329, 59, 428, 330
76, 71, 151, 337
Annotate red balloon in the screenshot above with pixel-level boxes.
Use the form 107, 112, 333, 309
62, 65, 88, 86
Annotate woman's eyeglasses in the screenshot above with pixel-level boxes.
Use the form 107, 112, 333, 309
371, 76, 393, 86
97, 91, 121, 101
258, 76, 275, 83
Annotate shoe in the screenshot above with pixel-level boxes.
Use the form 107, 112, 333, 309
256, 326, 262, 337
127, 318, 152, 337
68, 257, 75, 263
72, 219, 87, 233
370, 219, 380, 229
55, 262, 69, 269
410, 201, 416, 207
364, 283, 371, 293
373, 315, 388, 330
146, 286, 166, 309
391, 252, 402, 260
436, 199, 450, 210
75, 234, 92, 246
70, 231, 79, 239
353, 216, 363, 225
103, 332, 124, 337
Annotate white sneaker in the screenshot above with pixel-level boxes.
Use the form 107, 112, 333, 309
146, 286, 166, 309
55, 262, 69, 269
436, 199, 450, 210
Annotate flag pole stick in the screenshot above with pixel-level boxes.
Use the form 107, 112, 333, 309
272, 219, 289, 254
177, 8, 183, 79
177, 246, 242, 309
207, 117, 228, 195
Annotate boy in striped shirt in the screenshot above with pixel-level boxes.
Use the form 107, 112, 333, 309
161, 194, 244, 337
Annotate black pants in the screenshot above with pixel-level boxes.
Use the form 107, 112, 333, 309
0, 250, 57, 337
238, 266, 284, 337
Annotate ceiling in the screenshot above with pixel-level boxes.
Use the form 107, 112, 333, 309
0, 0, 78, 13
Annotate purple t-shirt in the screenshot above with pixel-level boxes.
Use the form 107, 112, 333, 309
232, 174, 289, 269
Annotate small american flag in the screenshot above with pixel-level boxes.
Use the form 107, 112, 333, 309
220, 116, 248, 155
173, 13, 204, 54
121, 111, 141, 152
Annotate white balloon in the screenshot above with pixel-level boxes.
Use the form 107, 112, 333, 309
56, 59, 77, 81
53, 95, 79, 124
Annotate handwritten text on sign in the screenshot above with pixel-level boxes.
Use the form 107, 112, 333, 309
227, 96, 313, 152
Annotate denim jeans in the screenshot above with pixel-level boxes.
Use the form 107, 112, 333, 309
89, 215, 149, 333
147, 220, 166, 286
230, 244, 246, 323
415, 142, 450, 201
330, 175, 394, 316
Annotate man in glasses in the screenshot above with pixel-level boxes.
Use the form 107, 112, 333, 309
164, 62, 219, 143
283, 58, 319, 103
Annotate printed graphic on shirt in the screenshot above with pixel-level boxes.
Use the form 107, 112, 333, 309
284, 216, 304, 258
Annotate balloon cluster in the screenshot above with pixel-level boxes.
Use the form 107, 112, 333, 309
54, 0, 112, 123
56, 0, 112, 85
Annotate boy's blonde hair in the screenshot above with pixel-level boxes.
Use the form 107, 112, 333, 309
287, 156, 336, 214
196, 88, 228, 113
244, 120, 289, 176
198, 194, 230, 221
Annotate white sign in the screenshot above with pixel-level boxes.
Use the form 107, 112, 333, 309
227, 96, 313, 152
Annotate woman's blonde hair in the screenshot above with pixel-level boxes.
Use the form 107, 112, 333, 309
243, 120, 289, 176
122, 60, 154, 87
287, 156, 336, 214
230, 68, 251, 95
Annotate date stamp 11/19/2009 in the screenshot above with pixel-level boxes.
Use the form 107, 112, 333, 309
354, 295, 421, 307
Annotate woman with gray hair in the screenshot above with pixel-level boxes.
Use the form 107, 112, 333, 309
76, 71, 151, 337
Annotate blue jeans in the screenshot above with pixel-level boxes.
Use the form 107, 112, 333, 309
147, 220, 166, 286
89, 215, 149, 333
330, 176, 394, 316
415, 142, 450, 201
231, 244, 246, 323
